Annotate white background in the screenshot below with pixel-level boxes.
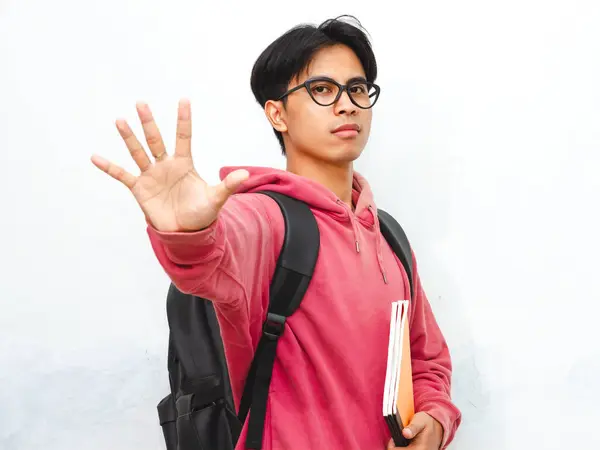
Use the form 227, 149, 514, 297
1, 1, 599, 449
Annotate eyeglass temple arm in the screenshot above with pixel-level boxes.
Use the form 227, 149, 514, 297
275, 84, 306, 101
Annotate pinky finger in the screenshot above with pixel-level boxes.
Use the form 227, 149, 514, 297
91, 154, 137, 189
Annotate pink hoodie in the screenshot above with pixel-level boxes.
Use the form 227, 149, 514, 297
147, 166, 461, 450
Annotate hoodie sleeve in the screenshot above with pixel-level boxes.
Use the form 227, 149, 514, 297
146, 193, 283, 309
409, 253, 462, 449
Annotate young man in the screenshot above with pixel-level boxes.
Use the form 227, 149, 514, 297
92, 16, 461, 450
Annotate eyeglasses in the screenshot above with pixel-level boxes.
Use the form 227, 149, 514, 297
275, 76, 380, 109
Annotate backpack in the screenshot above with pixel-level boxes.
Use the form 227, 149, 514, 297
156, 191, 415, 450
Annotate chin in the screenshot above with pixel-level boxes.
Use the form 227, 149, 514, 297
324, 144, 364, 165
295, 138, 365, 165
337, 139, 365, 157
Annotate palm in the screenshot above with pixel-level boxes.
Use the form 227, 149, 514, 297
91, 100, 248, 232
132, 157, 212, 232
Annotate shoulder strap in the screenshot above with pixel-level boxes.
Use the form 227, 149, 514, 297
377, 209, 415, 300
238, 191, 320, 450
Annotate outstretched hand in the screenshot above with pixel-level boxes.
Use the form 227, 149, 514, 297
91, 99, 249, 232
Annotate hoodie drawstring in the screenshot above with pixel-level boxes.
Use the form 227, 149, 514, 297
370, 205, 389, 284
337, 199, 388, 284
338, 199, 361, 253
351, 216, 361, 253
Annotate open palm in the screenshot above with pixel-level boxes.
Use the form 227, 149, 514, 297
91, 100, 248, 232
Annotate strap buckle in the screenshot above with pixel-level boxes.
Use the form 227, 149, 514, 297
262, 313, 286, 340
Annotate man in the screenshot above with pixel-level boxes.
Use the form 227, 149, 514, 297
91, 16, 461, 450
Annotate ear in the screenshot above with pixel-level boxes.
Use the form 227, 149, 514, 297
264, 100, 288, 133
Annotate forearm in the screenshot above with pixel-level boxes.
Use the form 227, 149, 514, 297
409, 255, 461, 448
147, 193, 282, 306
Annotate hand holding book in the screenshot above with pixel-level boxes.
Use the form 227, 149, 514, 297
383, 300, 444, 449
386, 412, 443, 449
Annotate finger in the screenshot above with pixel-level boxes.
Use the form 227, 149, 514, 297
402, 413, 428, 440
211, 169, 250, 208
115, 119, 152, 171
136, 102, 167, 160
91, 154, 137, 189
175, 98, 192, 157
387, 437, 419, 449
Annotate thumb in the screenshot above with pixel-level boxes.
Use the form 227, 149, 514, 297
402, 412, 429, 440
212, 169, 250, 208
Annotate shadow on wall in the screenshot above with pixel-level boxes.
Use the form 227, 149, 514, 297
0, 348, 167, 450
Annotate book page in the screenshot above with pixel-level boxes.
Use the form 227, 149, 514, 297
383, 301, 399, 416
390, 301, 405, 418
394, 301, 415, 428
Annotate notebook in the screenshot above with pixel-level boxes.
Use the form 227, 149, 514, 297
383, 300, 415, 447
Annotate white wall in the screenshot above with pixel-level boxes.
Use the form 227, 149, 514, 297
1, 1, 599, 449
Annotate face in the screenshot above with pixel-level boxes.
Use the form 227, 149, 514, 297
265, 44, 374, 165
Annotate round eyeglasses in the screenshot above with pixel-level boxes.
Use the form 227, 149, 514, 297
275, 76, 380, 109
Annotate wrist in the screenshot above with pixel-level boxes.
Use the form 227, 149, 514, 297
430, 416, 444, 448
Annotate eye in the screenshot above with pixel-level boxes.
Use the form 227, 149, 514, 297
350, 84, 368, 94
312, 84, 333, 94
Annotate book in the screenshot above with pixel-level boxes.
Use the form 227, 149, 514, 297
383, 300, 415, 447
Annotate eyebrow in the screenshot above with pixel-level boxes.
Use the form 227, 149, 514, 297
346, 76, 368, 84
307, 75, 368, 84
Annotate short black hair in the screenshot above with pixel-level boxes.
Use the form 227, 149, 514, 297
250, 15, 377, 155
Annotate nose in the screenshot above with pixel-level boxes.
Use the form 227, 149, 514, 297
334, 88, 358, 116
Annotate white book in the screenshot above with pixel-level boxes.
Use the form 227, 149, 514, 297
382, 300, 414, 447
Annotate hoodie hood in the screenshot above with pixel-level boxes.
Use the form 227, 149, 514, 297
219, 165, 388, 283
220, 166, 375, 223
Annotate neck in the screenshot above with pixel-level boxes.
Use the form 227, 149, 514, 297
286, 152, 354, 209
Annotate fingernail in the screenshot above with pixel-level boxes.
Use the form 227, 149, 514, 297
403, 428, 413, 439
91, 154, 107, 166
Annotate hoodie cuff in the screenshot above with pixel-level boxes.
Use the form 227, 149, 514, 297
418, 402, 457, 450
146, 219, 223, 265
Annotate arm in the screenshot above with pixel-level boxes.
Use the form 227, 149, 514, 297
90, 99, 280, 310
409, 254, 462, 449
147, 193, 284, 308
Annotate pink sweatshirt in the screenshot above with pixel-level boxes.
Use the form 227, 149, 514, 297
147, 166, 461, 449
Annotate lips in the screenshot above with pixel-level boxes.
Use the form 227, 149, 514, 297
332, 123, 360, 133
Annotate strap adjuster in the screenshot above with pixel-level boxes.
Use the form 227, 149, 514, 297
262, 313, 286, 340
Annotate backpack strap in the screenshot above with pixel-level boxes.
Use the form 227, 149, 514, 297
238, 191, 320, 450
377, 209, 415, 300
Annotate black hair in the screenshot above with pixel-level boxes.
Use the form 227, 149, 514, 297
250, 15, 377, 155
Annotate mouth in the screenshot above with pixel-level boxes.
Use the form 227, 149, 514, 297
332, 123, 360, 138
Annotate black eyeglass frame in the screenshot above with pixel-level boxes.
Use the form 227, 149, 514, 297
275, 76, 381, 109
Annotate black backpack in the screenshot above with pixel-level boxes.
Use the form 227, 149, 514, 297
156, 191, 415, 450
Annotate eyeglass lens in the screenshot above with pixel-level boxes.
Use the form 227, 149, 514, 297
308, 80, 378, 108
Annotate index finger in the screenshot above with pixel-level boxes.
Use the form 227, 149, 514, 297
175, 99, 192, 157
91, 154, 137, 189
